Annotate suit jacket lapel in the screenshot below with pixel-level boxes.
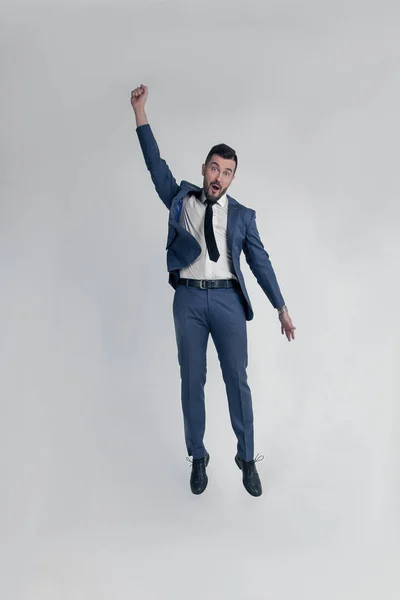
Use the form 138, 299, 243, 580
170, 183, 201, 223
227, 195, 239, 253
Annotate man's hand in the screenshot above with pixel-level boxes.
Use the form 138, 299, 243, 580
279, 311, 296, 341
131, 84, 148, 111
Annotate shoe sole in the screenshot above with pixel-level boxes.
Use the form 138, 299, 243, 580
235, 455, 262, 497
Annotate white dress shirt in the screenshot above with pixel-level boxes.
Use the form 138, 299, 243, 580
179, 189, 237, 280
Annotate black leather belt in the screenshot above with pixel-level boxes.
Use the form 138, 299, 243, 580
178, 278, 240, 290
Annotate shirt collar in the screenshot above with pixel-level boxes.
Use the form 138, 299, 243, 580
201, 188, 227, 208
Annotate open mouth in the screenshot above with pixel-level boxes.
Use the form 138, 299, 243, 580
211, 184, 220, 193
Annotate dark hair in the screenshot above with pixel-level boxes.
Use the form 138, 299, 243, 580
205, 143, 238, 174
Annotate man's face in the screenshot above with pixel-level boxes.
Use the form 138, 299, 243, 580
202, 154, 236, 201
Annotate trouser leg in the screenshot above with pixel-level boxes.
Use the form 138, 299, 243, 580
209, 288, 254, 461
173, 285, 210, 459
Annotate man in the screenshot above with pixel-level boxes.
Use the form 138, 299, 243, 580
131, 84, 296, 497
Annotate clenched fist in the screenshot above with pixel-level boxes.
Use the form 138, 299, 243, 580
131, 84, 148, 111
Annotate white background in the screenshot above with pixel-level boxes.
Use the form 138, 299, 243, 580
1, 1, 399, 598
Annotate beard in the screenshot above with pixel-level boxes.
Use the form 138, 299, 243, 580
204, 179, 226, 202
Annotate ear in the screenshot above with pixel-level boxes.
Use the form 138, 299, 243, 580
201, 163, 205, 176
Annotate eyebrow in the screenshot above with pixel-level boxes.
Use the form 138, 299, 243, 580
210, 161, 233, 173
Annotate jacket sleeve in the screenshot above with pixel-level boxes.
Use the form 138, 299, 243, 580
243, 210, 285, 309
136, 124, 181, 210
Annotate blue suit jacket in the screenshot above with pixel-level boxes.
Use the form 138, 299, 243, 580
136, 124, 285, 321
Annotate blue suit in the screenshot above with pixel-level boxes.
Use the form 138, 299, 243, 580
136, 124, 285, 460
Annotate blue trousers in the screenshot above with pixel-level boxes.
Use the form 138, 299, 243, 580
173, 284, 254, 461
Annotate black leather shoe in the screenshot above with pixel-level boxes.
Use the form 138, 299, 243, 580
235, 453, 264, 497
187, 452, 210, 495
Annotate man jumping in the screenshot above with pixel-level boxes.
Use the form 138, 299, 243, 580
131, 84, 296, 497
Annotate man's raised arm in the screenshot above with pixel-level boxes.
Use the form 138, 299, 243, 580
131, 84, 181, 209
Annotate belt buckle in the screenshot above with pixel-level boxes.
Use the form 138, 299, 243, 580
200, 280, 207, 289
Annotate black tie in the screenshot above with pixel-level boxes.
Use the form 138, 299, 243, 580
204, 199, 220, 262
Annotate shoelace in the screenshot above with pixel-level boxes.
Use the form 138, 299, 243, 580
186, 456, 207, 482
246, 453, 265, 475
186, 456, 207, 467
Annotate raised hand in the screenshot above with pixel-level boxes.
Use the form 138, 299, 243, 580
131, 84, 148, 112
